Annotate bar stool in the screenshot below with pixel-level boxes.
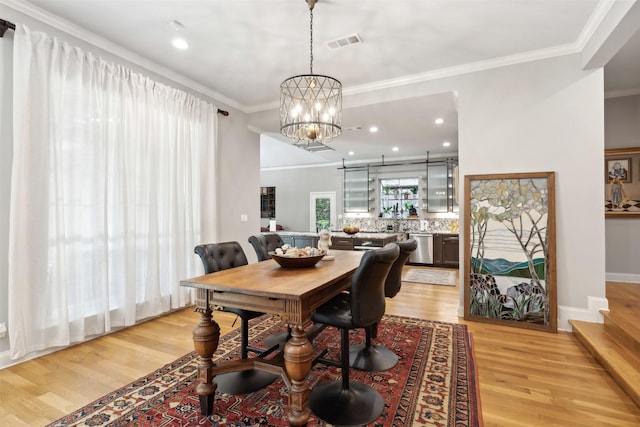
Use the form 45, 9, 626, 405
194, 242, 278, 395
349, 239, 418, 371
309, 244, 399, 426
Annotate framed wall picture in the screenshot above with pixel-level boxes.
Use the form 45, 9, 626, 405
464, 172, 557, 332
605, 147, 640, 218
605, 157, 631, 183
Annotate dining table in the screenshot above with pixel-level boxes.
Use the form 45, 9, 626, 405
179, 249, 364, 426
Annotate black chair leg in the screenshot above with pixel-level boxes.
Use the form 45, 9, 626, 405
349, 324, 399, 372
309, 327, 384, 426
263, 326, 292, 351
214, 316, 278, 395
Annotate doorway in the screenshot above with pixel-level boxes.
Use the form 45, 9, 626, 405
310, 192, 336, 232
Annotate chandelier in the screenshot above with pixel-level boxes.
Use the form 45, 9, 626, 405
280, 0, 342, 146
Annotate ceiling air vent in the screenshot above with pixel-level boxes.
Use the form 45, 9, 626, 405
327, 33, 363, 50
295, 142, 335, 153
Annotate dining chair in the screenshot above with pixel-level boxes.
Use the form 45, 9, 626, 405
248, 233, 284, 261
194, 241, 278, 395
247, 233, 291, 350
309, 244, 399, 426
349, 239, 418, 372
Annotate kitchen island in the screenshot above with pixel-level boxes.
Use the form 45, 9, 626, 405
275, 231, 402, 251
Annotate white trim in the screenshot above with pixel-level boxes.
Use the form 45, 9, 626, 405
605, 272, 640, 283
3, 0, 603, 116
558, 297, 608, 332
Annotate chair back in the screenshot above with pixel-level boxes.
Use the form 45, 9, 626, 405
385, 239, 418, 298
350, 245, 399, 327
194, 241, 248, 274
248, 233, 284, 261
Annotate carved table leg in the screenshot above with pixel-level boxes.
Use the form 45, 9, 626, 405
192, 303, 220, 416
284, 325, 314, 426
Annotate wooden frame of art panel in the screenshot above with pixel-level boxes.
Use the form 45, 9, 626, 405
464, 172, 557, 332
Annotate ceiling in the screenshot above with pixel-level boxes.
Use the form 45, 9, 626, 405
9, 0, 640, 168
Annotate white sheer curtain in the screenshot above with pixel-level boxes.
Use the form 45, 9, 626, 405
8, 25, 217, 359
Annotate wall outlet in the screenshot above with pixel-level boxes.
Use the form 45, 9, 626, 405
240, 214, 248, 222
0, 322, 7, 339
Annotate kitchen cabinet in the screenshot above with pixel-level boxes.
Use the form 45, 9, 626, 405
421, 159, 458, 213
344, 168, 374, 213
260, 186, 275, 219
331, 233, 398, 251
433, 233, 459, 268
331, 236, 354, 251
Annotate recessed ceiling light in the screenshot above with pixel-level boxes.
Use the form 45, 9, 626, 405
172, 38, 189, 50
348, 151, 355, 155
443, 141, 450, 147
369, 126, 378, 133
435, 118, 444, 125
392, 147, 399, 152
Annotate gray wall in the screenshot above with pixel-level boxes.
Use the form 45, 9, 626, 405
261, 165, 343, 232
605, 95, 640, 280
257, 54, 607, 330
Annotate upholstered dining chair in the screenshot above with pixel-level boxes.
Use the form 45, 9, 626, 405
309, 244, 399, 426
194, 241, 278, 395
248, 233, 284, 261
349, 239, 418, 372
247, 233, 291, 350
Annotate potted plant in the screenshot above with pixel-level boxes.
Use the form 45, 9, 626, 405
383, 186, 391, 200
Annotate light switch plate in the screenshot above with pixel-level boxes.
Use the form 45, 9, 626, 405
240, 214, 248, 222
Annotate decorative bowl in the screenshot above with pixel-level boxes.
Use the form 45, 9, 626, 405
270, 254, 325, 268
343, 229, 358, 235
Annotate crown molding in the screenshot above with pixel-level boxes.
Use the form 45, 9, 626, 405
247, 44, 580, 114
2, 0, 598, 116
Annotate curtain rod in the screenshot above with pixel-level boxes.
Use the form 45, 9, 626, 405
217, 109, 229, 116
1, 18, 16, 37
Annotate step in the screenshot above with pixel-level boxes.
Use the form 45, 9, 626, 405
570, 319, 640, 409
602, 309, 640, 354
606, 282, 640, 310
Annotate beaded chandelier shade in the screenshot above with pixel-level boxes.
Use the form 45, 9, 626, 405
280, 0, 342, 145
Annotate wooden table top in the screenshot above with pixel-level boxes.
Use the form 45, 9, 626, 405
180, 250, 364, 323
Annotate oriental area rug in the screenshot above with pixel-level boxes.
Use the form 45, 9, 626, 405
48, 314, 482, 427
402, 268, 458, 286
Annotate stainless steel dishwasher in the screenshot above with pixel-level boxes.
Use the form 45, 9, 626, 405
408, 233, 434, 265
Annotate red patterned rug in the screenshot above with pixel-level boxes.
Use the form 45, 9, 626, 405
47, 314, 482, 426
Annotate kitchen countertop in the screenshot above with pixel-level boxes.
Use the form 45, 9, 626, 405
275, 231, 403, 239
330, 232, 401, 239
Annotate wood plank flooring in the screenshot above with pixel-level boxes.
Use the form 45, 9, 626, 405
1, 267, 639, 426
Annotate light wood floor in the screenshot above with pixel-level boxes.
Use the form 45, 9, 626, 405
1, 267, 639, 426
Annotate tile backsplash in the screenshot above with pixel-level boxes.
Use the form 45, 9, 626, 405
337, 217, 459, 234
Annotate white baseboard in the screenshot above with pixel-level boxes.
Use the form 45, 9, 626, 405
605, 272, 640, 283
558, 296, 608, 332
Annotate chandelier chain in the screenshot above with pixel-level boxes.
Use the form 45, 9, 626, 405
309, 7, 314, 75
